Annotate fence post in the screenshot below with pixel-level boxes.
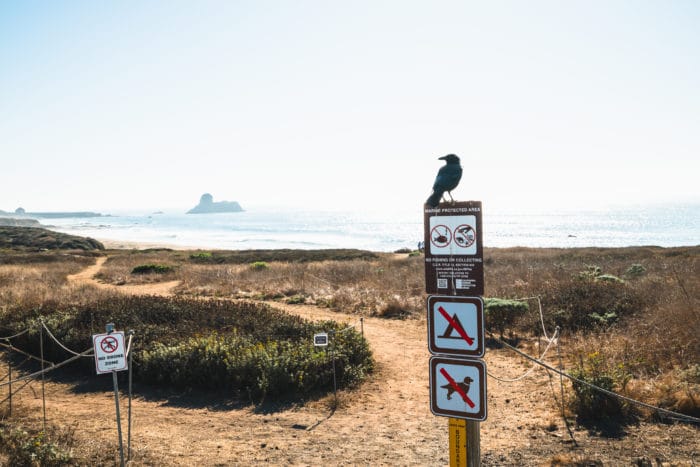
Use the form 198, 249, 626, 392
127, 329, 134, 461
39, 320, 46, 433
8, 359, 11, 417
105, 323, 126, 467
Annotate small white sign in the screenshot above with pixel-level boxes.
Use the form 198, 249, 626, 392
93, 331, 128, 374
313, 333, 329, 347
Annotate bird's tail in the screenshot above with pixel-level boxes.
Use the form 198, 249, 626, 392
426, 191, 443, 208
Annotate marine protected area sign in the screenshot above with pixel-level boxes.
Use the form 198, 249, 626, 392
93, 331, 128, 374
430, 356, 487, 421
428, 296, 484, 358
424, 201, 483, 296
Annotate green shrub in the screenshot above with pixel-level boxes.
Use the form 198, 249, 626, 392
189, 251, 213, 262
543, 270, 643, 331
596, 274, 624, 284
0, 428, 72, 466
625, 263, 647, 278
570, 352, 631, 421
131, 264, 174, 274
285, 294, 306, 305
483, 298, 529, 336
0, 296, 374, 401
250, 261, 269, 271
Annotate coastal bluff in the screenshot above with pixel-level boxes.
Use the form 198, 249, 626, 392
187, 193, 243, 214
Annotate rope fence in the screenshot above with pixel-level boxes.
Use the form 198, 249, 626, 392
482, 295, 700, 425
0, 296, 695, 467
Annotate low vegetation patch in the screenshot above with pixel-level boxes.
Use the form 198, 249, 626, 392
184, 248, 378, 264
131, 264, 175, 274
0, 296, 373, 401
0, 422, 74, 466
0, 226, 104, 251
483, 298, 529, 337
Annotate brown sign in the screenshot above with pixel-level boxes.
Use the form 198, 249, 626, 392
424, 201, 484, 295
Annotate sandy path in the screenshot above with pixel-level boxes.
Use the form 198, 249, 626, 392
14, 258, 697, 465
67, 256, 182, 296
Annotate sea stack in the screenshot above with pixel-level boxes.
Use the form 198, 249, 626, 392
187, 193, 243, 214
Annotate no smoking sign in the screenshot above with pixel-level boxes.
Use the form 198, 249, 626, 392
93, 331, 128, 374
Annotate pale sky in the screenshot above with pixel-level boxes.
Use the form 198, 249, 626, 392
1, 1, 698, 213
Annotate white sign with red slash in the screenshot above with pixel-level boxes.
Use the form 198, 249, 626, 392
93, 331, 128, 374
427, 296, 484, 358
428, 215, 477, 255
430, 356, 487, 421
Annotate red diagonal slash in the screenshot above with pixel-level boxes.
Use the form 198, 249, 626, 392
438, 306, 474, 346
440, 367, 475, 408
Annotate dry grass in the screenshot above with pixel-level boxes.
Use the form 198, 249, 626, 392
1, 245, 698, 421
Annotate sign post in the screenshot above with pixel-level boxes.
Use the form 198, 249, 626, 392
93, 324, 128, 467
424, 201, 486, 467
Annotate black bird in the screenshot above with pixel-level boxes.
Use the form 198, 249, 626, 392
426, 154, 462, 207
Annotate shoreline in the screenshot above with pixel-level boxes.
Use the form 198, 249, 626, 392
98, 238, 201, 250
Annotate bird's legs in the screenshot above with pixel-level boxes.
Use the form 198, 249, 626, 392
442, 191, 455, 204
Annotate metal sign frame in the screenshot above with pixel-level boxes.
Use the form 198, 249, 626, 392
430, 356, 487, 421
424, 201, 484, 296
93, 331, 128, 374
427, 296, 484, 358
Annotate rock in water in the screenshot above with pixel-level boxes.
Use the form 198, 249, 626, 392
187, 193, 243, 214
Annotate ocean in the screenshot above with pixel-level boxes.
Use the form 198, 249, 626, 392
45, 203, 699, 252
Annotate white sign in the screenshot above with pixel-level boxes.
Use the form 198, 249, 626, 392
428, 215, 478, 255
430, 357, 487, 421
93, 331, 128, 374
427, 296, 484, 358
313, 333, 329, 347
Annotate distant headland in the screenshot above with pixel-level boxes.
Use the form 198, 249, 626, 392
1, 207, 104, 219
186, 194, 243, 214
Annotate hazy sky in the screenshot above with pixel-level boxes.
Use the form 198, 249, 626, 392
1, 1, 698, 213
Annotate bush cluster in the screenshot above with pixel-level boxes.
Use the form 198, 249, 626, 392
131, 264, 174, 274
570, 351, 632, 421
0, 426, 72, 466
0, 296, 373, 401
483, 298, 529, 336
541, 266, 645, 331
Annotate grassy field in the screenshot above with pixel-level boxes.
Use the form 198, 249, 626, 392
0, 241, 697, 464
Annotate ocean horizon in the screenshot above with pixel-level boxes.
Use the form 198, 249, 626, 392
36, 202, 699, 252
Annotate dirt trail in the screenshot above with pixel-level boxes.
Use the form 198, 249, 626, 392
13, 258, 699, 465
67, 256, 182, 296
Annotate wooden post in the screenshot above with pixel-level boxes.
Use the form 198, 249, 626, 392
466, 420, 480, 466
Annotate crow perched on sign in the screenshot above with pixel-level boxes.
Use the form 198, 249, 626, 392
426, 154, 462, 208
